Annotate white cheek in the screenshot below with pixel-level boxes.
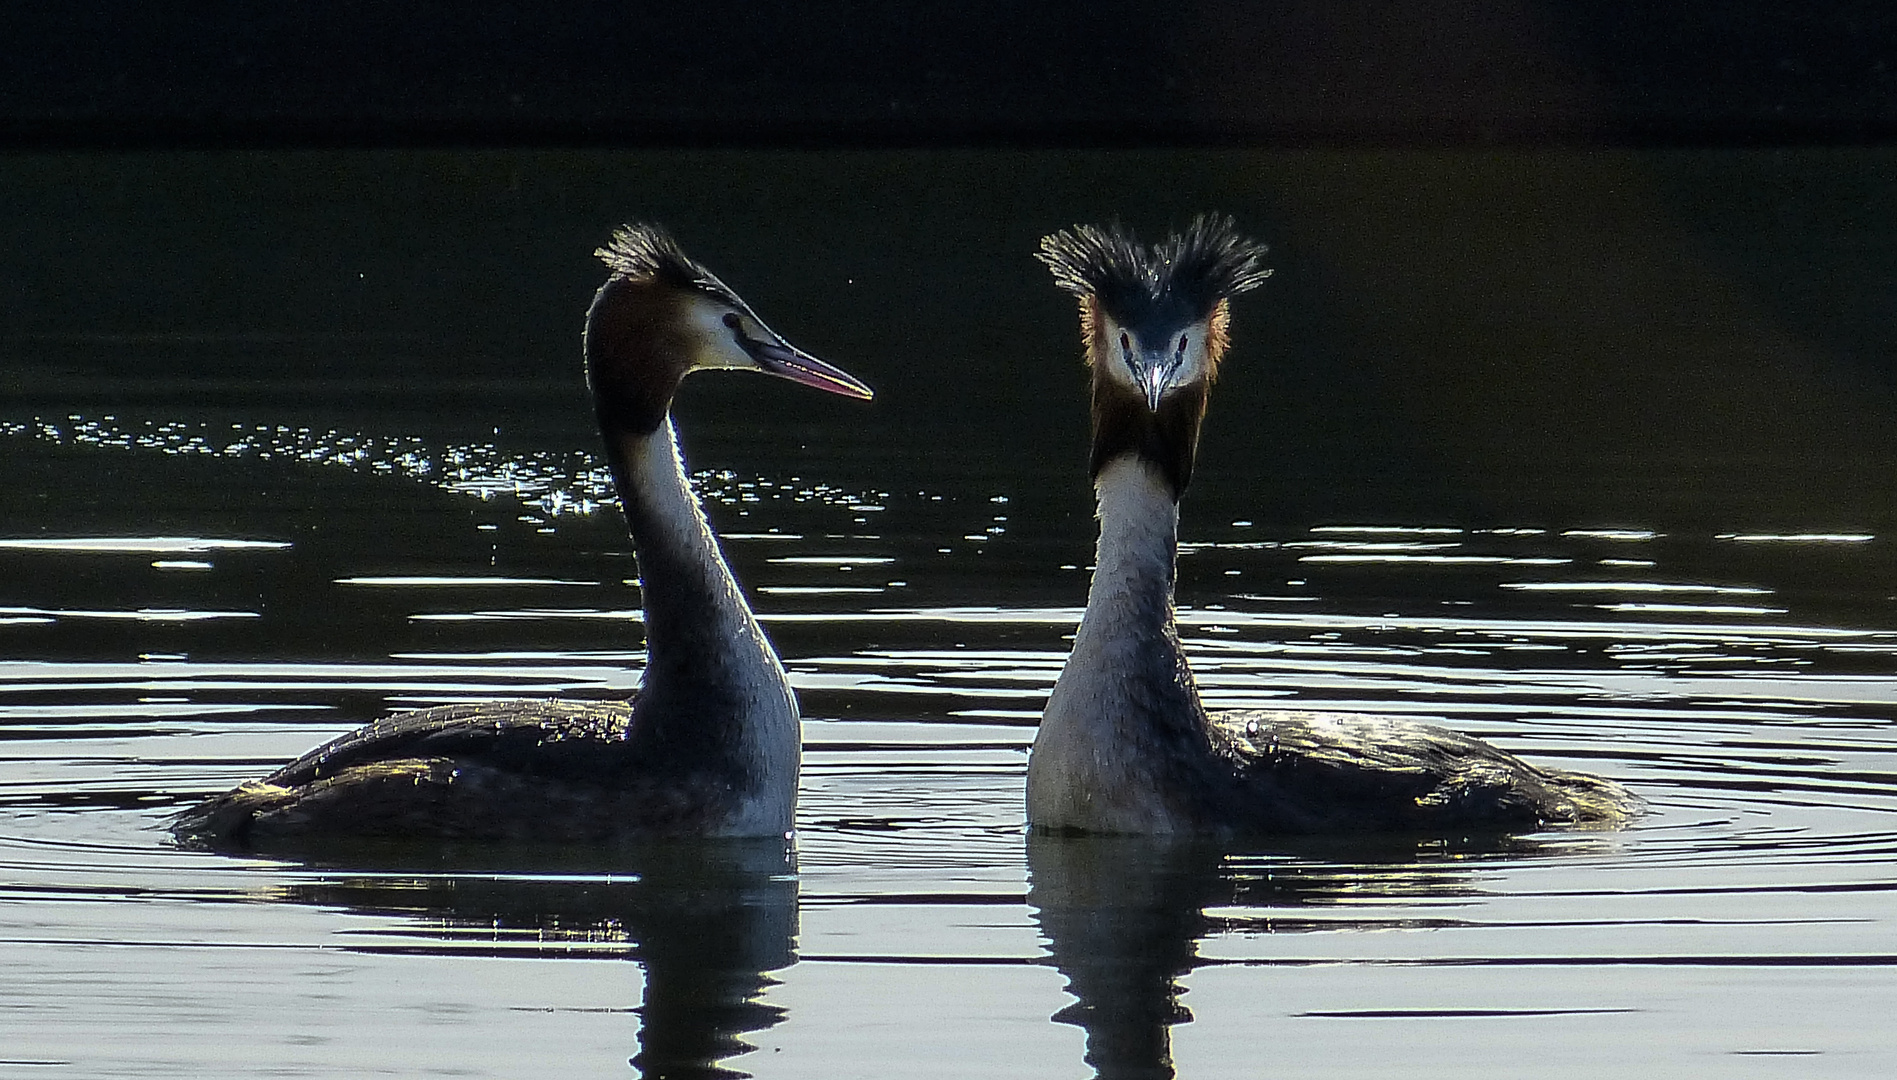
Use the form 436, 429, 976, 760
1162, 324, 1215, 388
1175, 343, 1212, 383
682, 297, 757, 371
1096, 323, 1143, 389
1098, 321, 1213, 394
1098, 352, 1142, 390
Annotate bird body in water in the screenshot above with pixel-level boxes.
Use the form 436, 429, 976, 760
1026, 216, 1641, 837
173, 224, 874, 848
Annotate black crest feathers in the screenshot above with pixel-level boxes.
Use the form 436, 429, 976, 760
596, 223, 698, 283
1037, 214, 1271, 328
594, 223, 746, 309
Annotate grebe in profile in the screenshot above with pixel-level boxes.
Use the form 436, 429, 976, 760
1026, 215, 1640, 836
174, 224, 873, 847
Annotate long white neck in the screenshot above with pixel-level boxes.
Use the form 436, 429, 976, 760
606, 416, 799, 833
1028, 455, 1214, 833
1073, 456, 1184, 655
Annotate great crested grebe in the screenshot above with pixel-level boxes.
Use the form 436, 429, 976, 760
1026, 215, 1640, 836
173, 224, 873, 847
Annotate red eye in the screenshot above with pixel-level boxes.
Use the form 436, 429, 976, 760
1178, 335, 1189, 353
1119, 332, 1131, 353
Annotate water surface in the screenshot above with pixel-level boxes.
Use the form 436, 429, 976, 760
3, 148, 1896, 1078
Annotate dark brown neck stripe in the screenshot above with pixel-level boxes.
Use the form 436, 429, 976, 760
1089, 378, 1207, 500
585, 278, 693, 436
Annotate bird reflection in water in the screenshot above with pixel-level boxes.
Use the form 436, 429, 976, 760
274, 837, 796, 1079
1026, 832, 1574, 1080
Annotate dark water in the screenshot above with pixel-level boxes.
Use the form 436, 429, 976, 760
3, 149, 1896, 1077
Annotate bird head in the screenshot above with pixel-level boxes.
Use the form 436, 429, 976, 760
1037, 215, 1271, 498
585, 223, 873, 434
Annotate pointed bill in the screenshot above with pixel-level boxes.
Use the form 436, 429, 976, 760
1137, 362, 1168, 412
748, 341, 875, 400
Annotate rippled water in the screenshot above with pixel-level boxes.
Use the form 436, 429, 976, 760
6, 148, 1897, 1078
6, 411, 1896, 1078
